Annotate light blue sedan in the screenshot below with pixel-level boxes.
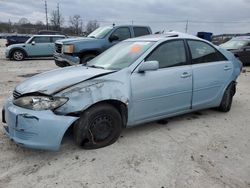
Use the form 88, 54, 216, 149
5, 35, 65, 61
2, 32, 241, 150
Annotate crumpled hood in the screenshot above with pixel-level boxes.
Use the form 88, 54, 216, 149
58, 37, 96, 44
15, 66, 113, 95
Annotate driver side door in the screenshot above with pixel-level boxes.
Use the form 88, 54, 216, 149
106, 27, 131, 49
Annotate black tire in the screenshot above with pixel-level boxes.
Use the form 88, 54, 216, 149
218, 84, 234, 112
12, 50, 25, 61
80, 54, 96, 65
73, 104, 123, 149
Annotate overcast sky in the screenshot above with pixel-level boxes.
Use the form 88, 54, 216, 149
0, 0, 250, 34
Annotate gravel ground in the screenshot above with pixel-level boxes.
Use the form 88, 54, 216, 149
0, 39, 250, 188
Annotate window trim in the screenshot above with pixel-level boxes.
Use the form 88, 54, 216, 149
110, 27, 132, 41
30, 36, 51, 44
144, 39, 190, 70
186, 39, 228, 65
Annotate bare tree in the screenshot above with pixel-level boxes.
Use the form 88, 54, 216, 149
18, 18, 30, 25
85, 20, 100, 34
69, 15, 82, 35
50, 10, 64, 31
36, 21, 44, 26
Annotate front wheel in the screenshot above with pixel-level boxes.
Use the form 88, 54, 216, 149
73, 104, 123, 149
12, 50, 25, 61
80, 54, 96, 65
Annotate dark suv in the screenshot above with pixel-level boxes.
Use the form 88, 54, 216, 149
220, 37, 250, 65
6, 35, 31, 47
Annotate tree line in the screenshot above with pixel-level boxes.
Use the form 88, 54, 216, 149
0, 12, 100, 36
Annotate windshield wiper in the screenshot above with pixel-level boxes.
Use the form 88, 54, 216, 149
87, 65, 105, 69
88, 36, 96, 38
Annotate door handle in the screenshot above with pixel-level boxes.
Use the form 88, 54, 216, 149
224, 66, 232, 71
181, 72, 192, 78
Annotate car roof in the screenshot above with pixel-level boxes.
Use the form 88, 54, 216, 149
231, 36, 250, 41
32, 35, 65, 37
127, 31, 201, 42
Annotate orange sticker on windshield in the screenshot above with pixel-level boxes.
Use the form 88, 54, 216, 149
129, 45, 141, 53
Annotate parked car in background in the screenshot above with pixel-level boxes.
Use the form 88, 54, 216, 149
6, 35, 31, 47
220, 37, 250, 65
5, 35, 65, 61
54, 25, 152, 67
2, 32, 241, 151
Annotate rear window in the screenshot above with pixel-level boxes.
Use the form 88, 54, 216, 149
133, 27, 150, 37
188, 40, 227, 64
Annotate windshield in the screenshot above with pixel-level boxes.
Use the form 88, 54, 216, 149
87, 41, 155, 70
88, 26, 113, 39
220, 40, 248, 49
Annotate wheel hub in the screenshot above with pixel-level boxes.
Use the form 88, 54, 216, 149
90, 116, 113, 142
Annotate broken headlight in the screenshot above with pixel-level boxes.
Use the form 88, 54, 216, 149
13, 96, 68, 111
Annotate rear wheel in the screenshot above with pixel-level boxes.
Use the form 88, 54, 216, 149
12, 50, 25, 61
218, 84, 234, 112
73, 104, 123, 149
80, 54, 96, 65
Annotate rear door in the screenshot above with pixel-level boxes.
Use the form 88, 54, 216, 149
187, 40, 233, 109
239, 42, 250, 64
26, 36, 51, 56
130, 40, 192, 122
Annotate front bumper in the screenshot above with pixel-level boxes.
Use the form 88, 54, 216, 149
2, 98, 78, 151
5, 49, 10, 58
54, 52, 80, 67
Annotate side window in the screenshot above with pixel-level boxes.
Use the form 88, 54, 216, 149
32, 37, 50, 43
133, 27, 150, 37
52, 37, 64, 43
188, 40, 227, 64
146, 40, 187, 69
111, 27, 131, 41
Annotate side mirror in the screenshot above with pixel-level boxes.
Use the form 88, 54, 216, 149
138, 61, 159, 73
243, 46, 250, 51
31, 41, 36, 45
109, 34, 119, 42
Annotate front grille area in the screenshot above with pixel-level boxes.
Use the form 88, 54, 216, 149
13, 90, 22, 99
55, 43, 62, 53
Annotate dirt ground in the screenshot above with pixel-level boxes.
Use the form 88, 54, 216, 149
0, 39, 250, 188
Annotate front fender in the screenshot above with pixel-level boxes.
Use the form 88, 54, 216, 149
54, 79, 129, 115
9, 47, 28, 57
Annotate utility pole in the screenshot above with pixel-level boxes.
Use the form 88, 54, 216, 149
132, 20, 134, 25
8, 19, 11, 33
57, 3, 60, 31
44, 0, 49, 30
185, 20, 189, 33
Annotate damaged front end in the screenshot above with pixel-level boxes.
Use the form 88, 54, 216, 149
2, 96, 78, 150
2, 67, 130, 151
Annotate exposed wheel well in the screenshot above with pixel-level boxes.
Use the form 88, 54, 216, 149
61, 100, 128, 145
